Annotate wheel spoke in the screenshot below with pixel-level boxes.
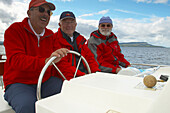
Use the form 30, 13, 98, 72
52, 62, 67, 80
74, 57, 82, 78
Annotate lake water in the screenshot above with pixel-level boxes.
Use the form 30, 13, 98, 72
0, 45, 170, 67
121, 47, 170, 68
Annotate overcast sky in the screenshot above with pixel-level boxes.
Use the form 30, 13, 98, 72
0, 0, 170, 47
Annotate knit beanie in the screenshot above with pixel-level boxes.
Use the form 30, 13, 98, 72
99, 16, 112, 25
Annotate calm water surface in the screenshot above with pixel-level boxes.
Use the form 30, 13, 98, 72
121, 47, 170, 68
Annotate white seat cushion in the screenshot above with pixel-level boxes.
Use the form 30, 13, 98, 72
0, 89, 15, 113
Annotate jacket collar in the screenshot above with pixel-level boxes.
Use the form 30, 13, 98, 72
58, 28, 80, 43
22, 17, 53, 37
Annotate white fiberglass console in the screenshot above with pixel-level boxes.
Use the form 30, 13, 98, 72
36, 67, 170, 113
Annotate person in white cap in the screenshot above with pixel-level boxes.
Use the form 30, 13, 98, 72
88, 16, 131, 74
3, 0, 69, 113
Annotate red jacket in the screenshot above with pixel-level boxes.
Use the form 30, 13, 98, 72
54, 28, 100, 80
88, 30, 130, 73
3, 18, 57, 89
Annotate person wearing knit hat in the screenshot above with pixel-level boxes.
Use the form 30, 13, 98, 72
99, 16, 113, 25
98, 16, 113, 36
3, 0, 69, 113
88, 16, 131, 74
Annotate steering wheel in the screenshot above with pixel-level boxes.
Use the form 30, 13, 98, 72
37, 50, 91, 100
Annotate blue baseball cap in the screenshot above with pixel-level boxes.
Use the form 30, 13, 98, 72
59, 11, 76, 20
99, 16, 112, 25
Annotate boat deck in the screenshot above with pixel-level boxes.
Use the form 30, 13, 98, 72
36, 67, 170, 113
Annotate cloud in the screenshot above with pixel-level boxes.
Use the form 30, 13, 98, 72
0, 9, 15, 24
0, 1, 28, 41
114, 9, 151, 17
78, 13, 94, 18
136, 0, 168, 4
78, 9, 109, 18
0, 0, 13, 5
76, 19, 98, 38
96, 9, 109, 15
136, 0, 152, 3
76, 23, 97, 38
112, 17, 170, 47
153, 0, 168, 3
48, 15, 60, 32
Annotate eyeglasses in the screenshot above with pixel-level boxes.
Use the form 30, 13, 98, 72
37, 6, 53, 16
100, 24, 112, 28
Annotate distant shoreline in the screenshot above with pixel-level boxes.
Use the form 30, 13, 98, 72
119, 42, 165, 48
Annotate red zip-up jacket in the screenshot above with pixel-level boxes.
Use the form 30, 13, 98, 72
88, 30, 130, 73
3, 18, 56, 89
54, 28, 100, 80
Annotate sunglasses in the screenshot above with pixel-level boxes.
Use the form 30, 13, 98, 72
100, 24, 111, 27
38, 6, 53, 16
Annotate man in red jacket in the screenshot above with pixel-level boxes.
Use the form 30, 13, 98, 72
54, 11, 100, 80
88, 16, 131, 74
3, 0, 68, 113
